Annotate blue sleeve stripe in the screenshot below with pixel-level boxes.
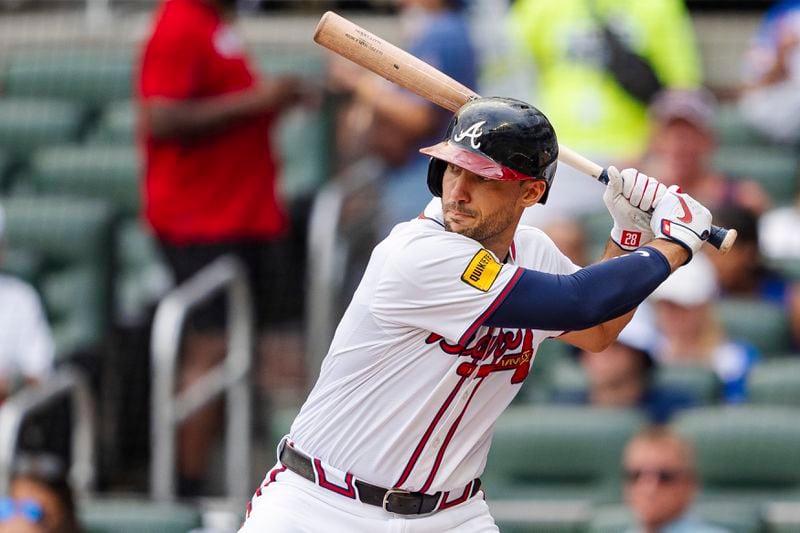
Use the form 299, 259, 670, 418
458, 267, 525, 346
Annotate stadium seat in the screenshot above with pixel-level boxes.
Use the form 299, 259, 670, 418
0, 149, 12, 191
713, 103, 776, 148
258, 49, 332, 202
0, 248, 44, 284
589, 502, 763, 533
748, 360, 800, 406
716, 297, 792, 356
483, 406, 645, 503
674, 406, 800, 503
579, 210, 613, 261
713, 145, 799, 205
2, 195, 115, 357
516, 339, 574, 403
654, 365, 720, 405
79, 498, 202, 533
27, 145, 140, 216
115, 219, 170, 324
88, 100, 136, 145
3, 49, 133, 105
0, 98, 88, 155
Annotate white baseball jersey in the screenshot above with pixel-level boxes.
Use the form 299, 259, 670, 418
290, 199, 579, 494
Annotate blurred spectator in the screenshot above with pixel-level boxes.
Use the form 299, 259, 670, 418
641, 89, 771, 217
650, 253, 758, 404
0, 204, 54, 404
540, 217, 589, 266
759, 193, 800, 261
0, 454, 80, 533
553, 306, 695, 423
137, 0, 306, 495
622, 425, 729, 533
739, 0, 800, 144
511, 0, 701, 226
709, 207, 800, 347
329, 0, 477, 232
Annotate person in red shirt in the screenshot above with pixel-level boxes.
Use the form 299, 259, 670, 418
137, 0, 305, 495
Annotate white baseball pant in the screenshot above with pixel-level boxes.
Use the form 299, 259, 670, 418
239, 465, 499, 533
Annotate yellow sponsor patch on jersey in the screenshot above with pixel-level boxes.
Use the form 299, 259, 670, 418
461, 249, 502, 292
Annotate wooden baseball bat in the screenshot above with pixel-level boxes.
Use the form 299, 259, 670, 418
313, 11, 736, 254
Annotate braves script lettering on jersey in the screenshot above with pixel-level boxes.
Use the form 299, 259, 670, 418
241, 199, 580, 531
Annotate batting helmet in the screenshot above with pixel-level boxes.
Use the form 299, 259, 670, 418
420, 96, 559, 203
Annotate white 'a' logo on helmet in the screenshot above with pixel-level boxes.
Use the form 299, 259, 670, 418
454, 120, 487, 150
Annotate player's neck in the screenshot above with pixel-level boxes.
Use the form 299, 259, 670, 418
480, 233, 515, 263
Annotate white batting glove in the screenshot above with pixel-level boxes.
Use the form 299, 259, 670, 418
603, 166, 667, 250
650, 185, 712, 260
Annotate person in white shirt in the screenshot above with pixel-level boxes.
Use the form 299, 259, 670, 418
0, 204, 54, 403
240, 97, 715, 532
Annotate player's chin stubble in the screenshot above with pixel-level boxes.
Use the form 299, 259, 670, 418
443, 202, 515, 242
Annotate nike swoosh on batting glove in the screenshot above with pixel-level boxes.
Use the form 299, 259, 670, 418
650, 185, 712, 262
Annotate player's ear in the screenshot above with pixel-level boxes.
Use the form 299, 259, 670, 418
520, 180, 546, 207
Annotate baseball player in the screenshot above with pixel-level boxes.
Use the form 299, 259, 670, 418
240, 97, 713, 532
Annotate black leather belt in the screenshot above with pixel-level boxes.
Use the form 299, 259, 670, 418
279, 444, 481, 515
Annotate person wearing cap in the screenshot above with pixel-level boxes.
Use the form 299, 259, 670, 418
0, 204, 54, 404
552, 306, 696, 423
640, 89, 771, 217
649, 252, 758, 404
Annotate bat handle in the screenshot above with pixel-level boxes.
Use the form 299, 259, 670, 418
596, 169, 737, 254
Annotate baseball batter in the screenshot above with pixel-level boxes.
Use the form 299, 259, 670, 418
240, 97, 714, 532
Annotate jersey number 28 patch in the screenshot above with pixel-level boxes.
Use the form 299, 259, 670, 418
461, 249, 502, 292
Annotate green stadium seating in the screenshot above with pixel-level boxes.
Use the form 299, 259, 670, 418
88, 100, 136, 145
490, 500, 590, 533
0, 149, 12, 190
764, 257, 800, 281
713, 145, 799, 205
115, 219, 169, 323
589, 502, 763, 533
258, 50, 332, 202
674, 406, 800, 503
713, 103, 776, 148
749, 360, 800, 406
27, 145, 140, 216
4, 50, 133, 104
483, 406, 645, 503
579, 210, 613, 261
716, 297, 792, 356
2, 195, 115, 357
654, 365, 720, 405
0, 248, 44, 284
79, 498, 202, 533
0, 98, 88, 155
517, 339, 574, 403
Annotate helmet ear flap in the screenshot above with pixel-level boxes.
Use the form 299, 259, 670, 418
427, 158, 447, 197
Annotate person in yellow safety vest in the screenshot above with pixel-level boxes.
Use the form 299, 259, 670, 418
507, 0, 701, 162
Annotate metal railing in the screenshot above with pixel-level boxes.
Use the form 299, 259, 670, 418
0, 367, 95, 497
304, 157, 384, 381
150, 255, 253, 503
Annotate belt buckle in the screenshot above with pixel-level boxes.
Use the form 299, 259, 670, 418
382, 488, 412, 513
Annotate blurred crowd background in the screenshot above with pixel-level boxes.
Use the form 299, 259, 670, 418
1, 0, 800, 531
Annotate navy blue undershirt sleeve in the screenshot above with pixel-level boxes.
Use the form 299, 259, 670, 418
485, 246, 671, 331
